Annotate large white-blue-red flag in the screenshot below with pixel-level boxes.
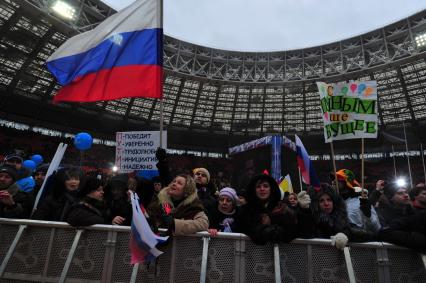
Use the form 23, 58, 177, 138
295, 134, 321, 189
130, 192, 168, 264
47, 0, 162, 102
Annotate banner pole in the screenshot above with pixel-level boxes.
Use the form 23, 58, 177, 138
330, 141, 339, 194
361, 138, 366, 198
298, 166, 303, 192
159, 0, 164, 148
391, 145, 397, 179
421, 143, 426, 184
403, 122, 413, 187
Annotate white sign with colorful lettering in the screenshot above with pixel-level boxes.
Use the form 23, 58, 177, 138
115, 131, 167, 173
316, 81, 378, 143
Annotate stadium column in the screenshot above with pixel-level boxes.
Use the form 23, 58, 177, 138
302, 82, 306, 134
209, 84, 221, 132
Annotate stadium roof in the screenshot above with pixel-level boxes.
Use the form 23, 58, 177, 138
0, 0, 426, 152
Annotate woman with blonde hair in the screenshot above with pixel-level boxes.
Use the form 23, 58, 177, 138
147, 174, 209, 236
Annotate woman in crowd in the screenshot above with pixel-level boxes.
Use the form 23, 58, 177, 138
298, 185, 351, 250
208, 187, 240, 236
65, 177, 109, 226
32, 167, 82, 221
239, 174, 298, 245
147, 174, 209, 236
103, 175, 132, 226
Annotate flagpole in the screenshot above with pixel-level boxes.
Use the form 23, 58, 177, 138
391, 145, 397, 179
298, 167, 303, 192
421, 143, 426, 184
159, 0, 164, 148
403, 122, 413, 187
330, 141, 339, 194
361, 138, 366, 198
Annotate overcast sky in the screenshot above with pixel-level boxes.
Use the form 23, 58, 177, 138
101, 0, 426, 52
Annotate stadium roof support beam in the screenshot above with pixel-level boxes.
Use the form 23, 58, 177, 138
369, 72, 385, 127
168, 77, 185, 127
189, 80, 204, 130
396, 67, 415, 122
302, 82, 307, 134
229, 86, 240, 135
260, 85, 266, 134
209, 84, 221, 133
245, 85, 253, 136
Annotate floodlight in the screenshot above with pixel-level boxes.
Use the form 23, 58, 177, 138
51, 1, 76, 20
396, 177, 406, 188
112, 165, 118, 172
415, 32, 426, 48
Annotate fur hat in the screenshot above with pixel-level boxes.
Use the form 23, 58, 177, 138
0, 164, 18, 181
219, 187, 238, 204
335, 169, 360, 189
193, 168, 210, 183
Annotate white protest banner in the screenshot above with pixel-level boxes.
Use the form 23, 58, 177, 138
317, 81, 378, 143
115, 131, 167, 173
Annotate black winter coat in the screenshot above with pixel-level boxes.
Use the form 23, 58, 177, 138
65, 197, 109, 227
239, 175, 298, 245
0, 184, 33, 219
32, 193, 77, 221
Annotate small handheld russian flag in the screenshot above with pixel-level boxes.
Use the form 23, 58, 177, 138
130, 192, 168, 264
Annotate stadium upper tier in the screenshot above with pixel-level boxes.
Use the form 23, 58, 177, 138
0, 0, 426, 147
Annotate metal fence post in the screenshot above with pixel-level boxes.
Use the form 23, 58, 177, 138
376, 247, 391, 283
168, 237, 178, 283
199, 236, 210, 283
41, 227, 56, 283
0, 224, 26, 278
130, 263, 139, 283
343, 247, 356, 283
58, 229, 83, 283
273, 244, 281, 283
101, 230, 117, 283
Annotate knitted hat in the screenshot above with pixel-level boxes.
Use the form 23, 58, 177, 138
193, 168, 210, 183
4, 154, 23, 164
0, 164, 18, 181
219, 187, 238, 204
335, 169, 360, 189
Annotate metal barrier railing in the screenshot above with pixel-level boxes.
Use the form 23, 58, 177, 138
0, 218, 425, 283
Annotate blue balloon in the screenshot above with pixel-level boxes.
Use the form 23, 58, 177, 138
74, 132, 93, 151
31, 154, 43, 165
23, 160, 36, 171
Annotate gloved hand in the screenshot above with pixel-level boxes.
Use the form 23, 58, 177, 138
359, 197, 371, 218
156, 147, 167, 162
331, 232, 348, 250
262, 225, 283, 243
297, 191, 311, 209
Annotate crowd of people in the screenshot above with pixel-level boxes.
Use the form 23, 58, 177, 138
0, 148, 425, 254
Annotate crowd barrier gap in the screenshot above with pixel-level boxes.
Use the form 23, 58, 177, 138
0, 218, 425, 283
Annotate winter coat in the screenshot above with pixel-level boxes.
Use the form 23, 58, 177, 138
147, 186, 209, 236
345, 197, 381, 232
239, 175, 298, 245
208, 202, 240, 232
65, 197, 109, 227
297, 187, 352, 240
0, 183, 33, 219
379, 209, 426, 252
377, 203, 414, 227
32, 192, 77, 221
196, 184, 217, 219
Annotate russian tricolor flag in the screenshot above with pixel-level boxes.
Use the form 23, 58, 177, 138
130, 192, 168, 264
295, 135, 321, 189
47, 0, 162, 102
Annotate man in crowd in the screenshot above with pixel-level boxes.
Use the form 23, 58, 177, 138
0, 164, 33, 218
410, 185, 426, 210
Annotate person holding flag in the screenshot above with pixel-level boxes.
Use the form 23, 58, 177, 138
147, 174, 209, 236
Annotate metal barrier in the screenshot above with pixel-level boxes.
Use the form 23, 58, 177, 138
0, 218, 425, 283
